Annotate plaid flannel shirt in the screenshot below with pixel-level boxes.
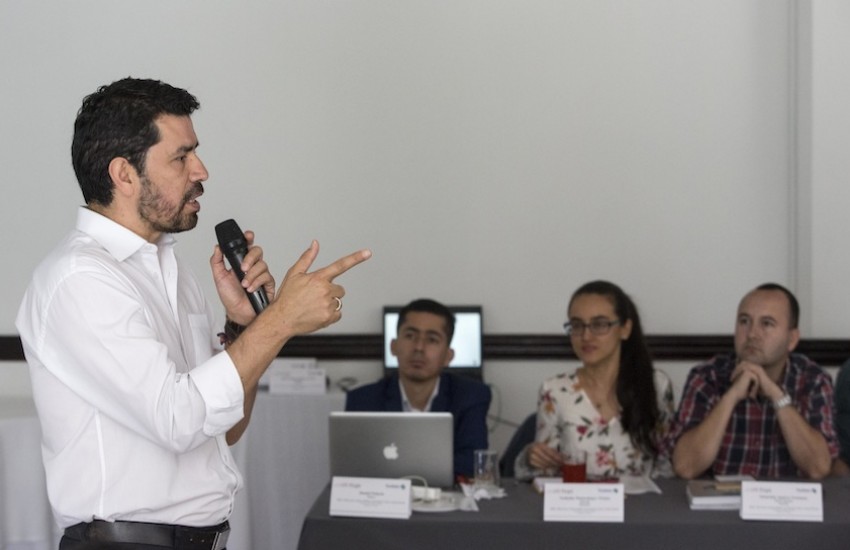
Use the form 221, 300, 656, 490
667, 353, 838, 478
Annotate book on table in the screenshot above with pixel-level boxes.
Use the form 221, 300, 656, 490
686, 478, 747, 510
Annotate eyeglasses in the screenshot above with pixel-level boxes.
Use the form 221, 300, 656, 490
563, 319, 620, 336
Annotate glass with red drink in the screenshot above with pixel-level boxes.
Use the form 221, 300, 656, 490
560, 450, 587, 483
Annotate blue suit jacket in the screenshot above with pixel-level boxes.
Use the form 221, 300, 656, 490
345, 372, 491, 479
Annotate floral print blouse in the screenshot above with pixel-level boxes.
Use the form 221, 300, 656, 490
514, 369, 675, 480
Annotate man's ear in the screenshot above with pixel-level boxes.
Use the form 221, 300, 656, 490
390, 338, 399, 357
107, 157, 139, 199
787, 327, 801, 353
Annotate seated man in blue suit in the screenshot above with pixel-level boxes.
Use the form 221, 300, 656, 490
345, 298, 491, 480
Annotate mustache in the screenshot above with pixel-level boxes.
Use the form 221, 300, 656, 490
184, 182, 204, 202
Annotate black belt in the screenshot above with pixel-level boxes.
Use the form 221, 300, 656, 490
64, 519, 230, 550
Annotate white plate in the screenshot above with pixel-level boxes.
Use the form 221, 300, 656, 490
411, 492, 461, 513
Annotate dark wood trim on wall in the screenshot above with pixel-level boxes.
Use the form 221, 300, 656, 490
0, 336, 23, 362
3, 334, 848, 366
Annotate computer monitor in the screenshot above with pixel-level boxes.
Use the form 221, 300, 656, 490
383, 305, 483, 379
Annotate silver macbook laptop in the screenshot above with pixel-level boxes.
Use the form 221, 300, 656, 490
328, 411, 455, 488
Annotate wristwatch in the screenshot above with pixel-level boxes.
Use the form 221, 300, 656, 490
773, 393, 792, 409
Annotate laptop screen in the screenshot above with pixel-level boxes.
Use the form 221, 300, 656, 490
328, 411, 454, 488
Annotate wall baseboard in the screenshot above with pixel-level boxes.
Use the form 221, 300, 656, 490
2, 334, 848, 366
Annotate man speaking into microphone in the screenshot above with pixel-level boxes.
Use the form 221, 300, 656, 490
16, 77, 371, 550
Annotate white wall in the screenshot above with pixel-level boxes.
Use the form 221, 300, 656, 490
806, 1, 850, 337
1, 1, 805, 337
2, 2, 849, 438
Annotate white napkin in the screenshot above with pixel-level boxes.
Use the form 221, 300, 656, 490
620, 475, 662, 495
460, 482, 507, 501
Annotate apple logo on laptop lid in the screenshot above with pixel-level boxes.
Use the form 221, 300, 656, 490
383, 443, 399, 460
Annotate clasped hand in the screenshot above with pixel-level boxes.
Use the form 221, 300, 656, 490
729, 360, 783, 403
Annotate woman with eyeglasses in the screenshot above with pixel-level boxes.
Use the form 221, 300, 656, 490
513, 280, 674, 480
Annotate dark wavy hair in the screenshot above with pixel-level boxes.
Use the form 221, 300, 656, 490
569, 280, 660, 458
71, 77, 200, 206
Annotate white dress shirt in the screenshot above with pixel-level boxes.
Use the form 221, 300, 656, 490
399, 377, 440, 412
16, 207, 245, 528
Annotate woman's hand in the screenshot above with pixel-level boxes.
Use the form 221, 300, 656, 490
526, 442, 564, 470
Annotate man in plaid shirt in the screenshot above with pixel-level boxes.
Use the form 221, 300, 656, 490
669, 283, 838, 479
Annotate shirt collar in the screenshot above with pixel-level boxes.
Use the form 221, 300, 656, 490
76, 206, 176, 261
399, 376, 441, 412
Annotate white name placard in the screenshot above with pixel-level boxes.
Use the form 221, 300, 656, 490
263, 358, 326, 395
543, 483, 625, 522
740, 481, 823, 522
329, 477, 412, 519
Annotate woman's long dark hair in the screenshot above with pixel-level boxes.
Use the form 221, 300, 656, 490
569, 280, 660, 458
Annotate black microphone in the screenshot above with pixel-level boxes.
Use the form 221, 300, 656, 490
215, 219, 270, 314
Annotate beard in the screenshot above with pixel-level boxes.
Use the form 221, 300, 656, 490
138, 174, 203, 234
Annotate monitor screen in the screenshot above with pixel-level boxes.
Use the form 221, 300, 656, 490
383, 305, 483, 377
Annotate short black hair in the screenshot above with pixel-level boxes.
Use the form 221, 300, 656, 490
753, 282, 800, 329
397, 298, 455, 343
71, 77, 200, 206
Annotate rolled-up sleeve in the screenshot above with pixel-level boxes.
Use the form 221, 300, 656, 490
190, 352, 245, 435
